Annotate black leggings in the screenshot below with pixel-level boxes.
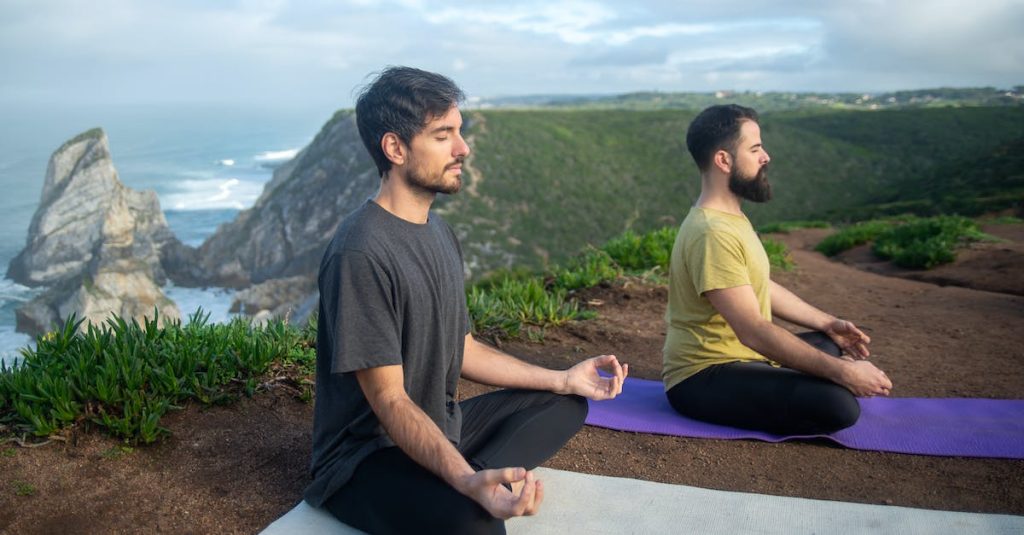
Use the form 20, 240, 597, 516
666, 331, 860, 435
323, 390, 588, 535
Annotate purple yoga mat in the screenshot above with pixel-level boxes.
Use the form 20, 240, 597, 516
586, 377, 1024, 459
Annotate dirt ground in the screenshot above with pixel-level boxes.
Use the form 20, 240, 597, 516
2, 224, 1023, 534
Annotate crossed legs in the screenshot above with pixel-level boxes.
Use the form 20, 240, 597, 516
666, 332, 861, 435
323, 390, 587, 535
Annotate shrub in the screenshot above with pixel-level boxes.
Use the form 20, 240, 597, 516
815, 220, 893, 256
0, 310, 315, 444
872, 216, 988, 269
467, 278, 592, 340
762, 238, 795, 271
813, 215, 993, 268
467, 225, 686, 339
601, 227, 677, 271
552, 248, 622, 291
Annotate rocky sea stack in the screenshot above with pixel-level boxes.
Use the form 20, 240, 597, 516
9, 111, 383, 335
7, 128, 180, 335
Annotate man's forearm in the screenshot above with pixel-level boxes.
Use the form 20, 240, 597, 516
742, 320, 847, 383
374, 391, 476, 490
461, 336, 567, 393
706, 284, 885, 396
770, 280, 834, 330
356, 366, 477, 493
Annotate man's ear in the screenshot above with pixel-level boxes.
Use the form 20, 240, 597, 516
712, 150, 732, 174
381, 132, 406, 166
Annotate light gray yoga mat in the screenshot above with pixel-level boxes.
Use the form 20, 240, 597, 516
262, 468, 1024, 535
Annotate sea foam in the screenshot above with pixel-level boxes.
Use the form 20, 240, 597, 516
0, 278, 37, 306
254, 148, 299, 162
162, 177, 263, 211
163, 284, 235, 324
0, 325, 30, 368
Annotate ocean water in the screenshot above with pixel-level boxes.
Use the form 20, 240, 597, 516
0, 102, 332, 365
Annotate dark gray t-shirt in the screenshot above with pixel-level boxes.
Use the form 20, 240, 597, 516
304, 200, 470, 507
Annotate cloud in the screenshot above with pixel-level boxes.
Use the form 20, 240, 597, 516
819, 0, 1024, 85
0, 0, 1020, 107
424, 1, 618, 45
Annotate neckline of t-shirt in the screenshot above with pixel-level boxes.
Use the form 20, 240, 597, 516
366, 198, 434, 229
692, 205, 750, 222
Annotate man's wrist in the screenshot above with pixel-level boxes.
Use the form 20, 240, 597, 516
556, 369, 571, 396
828, 357, 853, 386
448, 465, 478, 496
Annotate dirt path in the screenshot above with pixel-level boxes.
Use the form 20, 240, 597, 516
2, 227, 1023, 534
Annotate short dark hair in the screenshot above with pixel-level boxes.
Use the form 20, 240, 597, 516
355, 66, 465, 177
685, 104, 759, 172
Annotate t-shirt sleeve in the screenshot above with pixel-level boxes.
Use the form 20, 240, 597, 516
688, 226, 750, 295
321, 250, 404, 374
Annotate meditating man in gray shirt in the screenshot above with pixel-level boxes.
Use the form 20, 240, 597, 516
305, 66, 629, 535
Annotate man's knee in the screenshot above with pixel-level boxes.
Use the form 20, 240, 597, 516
818, 385, 861, 433
833, 389, 861, 429
556, 393, 589, 430
523, 390, 588, 428
781, 379, 862, 435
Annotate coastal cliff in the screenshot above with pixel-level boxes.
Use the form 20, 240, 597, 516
8, 128, 180, 335
159, 110, 379, 321
166, 110, 378, 291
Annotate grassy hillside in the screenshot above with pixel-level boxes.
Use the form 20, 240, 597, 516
437, 109, 697, 274
438, 106, 1024, 276
832, 136, 1024, 220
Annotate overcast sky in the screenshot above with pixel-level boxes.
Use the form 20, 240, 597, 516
1, 0, 1022, 111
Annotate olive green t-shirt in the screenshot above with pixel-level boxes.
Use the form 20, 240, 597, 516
662, 207, 773, 390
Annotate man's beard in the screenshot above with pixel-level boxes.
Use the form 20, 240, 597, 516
729, 164, 772, 203
407, 157, 464, 195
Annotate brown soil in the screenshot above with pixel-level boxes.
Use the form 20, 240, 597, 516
2, 225, 1023, 534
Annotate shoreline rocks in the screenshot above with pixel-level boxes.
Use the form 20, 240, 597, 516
11, 111, 385, 333
229, 275, 318, 325
9, 128, 180, 335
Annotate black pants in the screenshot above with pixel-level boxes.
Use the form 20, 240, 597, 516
323, 390, 588, 535
666, 331, 860, 435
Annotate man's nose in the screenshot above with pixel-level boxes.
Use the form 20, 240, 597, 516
761, 150, 771, 164
454, 134, 471, 158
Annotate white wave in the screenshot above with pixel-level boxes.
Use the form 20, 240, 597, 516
218, 159, 236, 166
163, 284, 236, 324
0, 278, 38, 367
0, 278, 40, 306
254, 148, 299, 162
0, 325, 31, 368
162, 177, 263, 211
